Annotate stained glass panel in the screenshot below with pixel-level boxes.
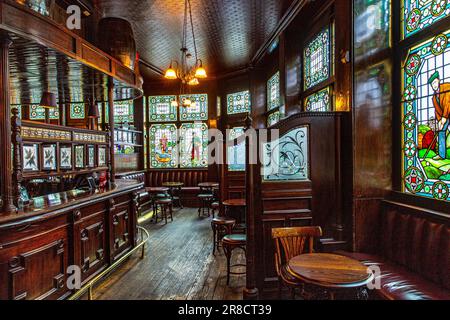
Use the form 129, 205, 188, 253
354, 0, 391, 60
263, 126, 309, 181
402, 0, 450, 39
11, 105, 22, 118
179, 94, 208, 121
227, 127, 246, 171
149, 95, 177, 122
304, 27, 332, 90
402, 30, 450, 200
227, 91, 251, 115
149, 124, 178, 168
267, 72, 280, 111
305, 87, 332, 112
114, 100, 134, 124
179, 123, 208, 168
268, 111, 281, 127
30, 104, 59, 120
70, 103, 85, 119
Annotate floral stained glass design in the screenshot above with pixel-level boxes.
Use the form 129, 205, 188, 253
149, 95, 177, 122
304, 27, 332, 90
70, 103, 85, 119
227, 91, 251, 115
30, 104, 59, 120
114, 101, 134, 124
402, 0, 450, 39
227, 127, 246, 171
305, 87, 332, 112
267, 72, 280, 111
402, 30, 450, 200
268, 111, 281, 127
179, 94, 208, 121
354, 0, 391, 60
263, 126, 309, 181
179, 123, 208, 168
149, 124, 178, 169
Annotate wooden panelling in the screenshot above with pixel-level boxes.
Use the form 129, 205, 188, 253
109, 197, 132, 261
81, 43, 111, 72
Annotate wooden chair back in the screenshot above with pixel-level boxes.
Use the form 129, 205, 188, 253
271, 226, 323, 276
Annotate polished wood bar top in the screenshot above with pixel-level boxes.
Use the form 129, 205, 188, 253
223, 199, 246, 207
0, 180, 144, 227
198, 182, 219, 188
287, 253, 373, 289
162, 182, 184, 187
146, 187, 169, 193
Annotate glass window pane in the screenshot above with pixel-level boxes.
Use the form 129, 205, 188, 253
149, 124, 178, 169
149, 95, 178, 122
305, 87, 332, 112
227, 91, 251, 115
267, 71, 280, 111
304, 27, 332, 90
227, 127, 246, 171
179, 123, 208, 168
179, 94, 208, 121
30, 104, 59, 120
70, 103, 85, 119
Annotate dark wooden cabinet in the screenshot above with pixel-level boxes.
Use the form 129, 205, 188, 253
0, 181, 142, 300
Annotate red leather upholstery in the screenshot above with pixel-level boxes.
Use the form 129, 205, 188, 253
338, 201, 450, 300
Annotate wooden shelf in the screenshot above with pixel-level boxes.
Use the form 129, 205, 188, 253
23, 167, 109, 179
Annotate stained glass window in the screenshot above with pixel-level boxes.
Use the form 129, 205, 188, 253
402, 30, 450, 200
179, 123, 208, 168
30, 104, 59, 120
402, 0, 450, 39
11, 105, 22, 118
267, 72, 280, 111
227, 127, 246, 171
263, 126, 309, 181
179, 94, 208, 121
149, 124, 178, 169
114, 100, 134, 124
305, 87, 332, 112
70, 103, 85, 119
354, 0, 391, 60
227, 91, 251, 115
149, 95, 177, 122
268, 111, 281, 127
304, 27, 332, 90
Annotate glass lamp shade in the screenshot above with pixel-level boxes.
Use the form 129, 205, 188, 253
188, 78, 199, 86
40, 92, 57, 108
195, 66, 207, 79
164, 67, 177, 80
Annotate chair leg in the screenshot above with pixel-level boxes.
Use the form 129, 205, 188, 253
212, 225, 217, 255
224, 245, 232, 285
170, 204, 173, 222
164, 205, 168, 225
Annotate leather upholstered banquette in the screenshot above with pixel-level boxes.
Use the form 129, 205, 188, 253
339, 200, 450, 300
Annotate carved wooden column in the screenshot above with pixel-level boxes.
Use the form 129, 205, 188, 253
107, 77, 116, 188
0, 33, 16, 213
243, 115, 259, 300
11, 108, 22, 208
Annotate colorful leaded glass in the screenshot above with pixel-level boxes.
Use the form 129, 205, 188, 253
354, 0, 391, 60
268, 111, 281, 127
149, 95, 177, 122
70, 103, 85, 119
11, 105, 22, 118
267, 72, 280, 111
304, 27, 332, 90
179, 94, 208, 121
305, 87, 332, 112
179, 123, 208, 168
227, 91, 251, 115
149, 124, 178, 168
227, 127, 246, 171
402, 0, 450, 39
114, 100, 134, 124
30, 104, 59, 120
402, 30, 450, 200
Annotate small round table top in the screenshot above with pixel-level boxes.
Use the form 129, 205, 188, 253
162, 182, 184, 187
223, 199, 246, 207
287, 253, 373, 289
146, 187, 169, 193
198, 182, 219, 188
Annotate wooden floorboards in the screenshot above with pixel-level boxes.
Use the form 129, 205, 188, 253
92, 208, 245, 300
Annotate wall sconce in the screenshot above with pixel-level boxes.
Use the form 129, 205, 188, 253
209, 119, 218, 129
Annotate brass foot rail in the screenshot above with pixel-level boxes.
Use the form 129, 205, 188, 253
68, 226, 150, 300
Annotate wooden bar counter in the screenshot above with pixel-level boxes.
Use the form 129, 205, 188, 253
0, 180, 143, 300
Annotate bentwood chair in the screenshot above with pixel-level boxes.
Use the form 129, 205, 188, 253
271, 226, 323, 299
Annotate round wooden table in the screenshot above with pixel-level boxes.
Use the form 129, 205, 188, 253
223, 199, 246, 228
198, 182, 219, 192
146, 187, 169, 194
287, 253, 373, 300
162, 182, 184, 208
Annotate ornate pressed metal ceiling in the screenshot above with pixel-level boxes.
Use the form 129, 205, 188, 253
94, 0, 296, 79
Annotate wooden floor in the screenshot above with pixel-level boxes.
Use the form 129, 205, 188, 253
92, 208, 245, 300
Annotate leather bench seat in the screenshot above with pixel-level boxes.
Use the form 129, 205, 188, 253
336, 251, 450, 300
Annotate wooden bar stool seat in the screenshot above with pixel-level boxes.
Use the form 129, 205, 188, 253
211, 202, 220, 218
222, 234, 247, 285
154, 198, 173, 224
211, 217, 236, 255
198, 193, 213, 217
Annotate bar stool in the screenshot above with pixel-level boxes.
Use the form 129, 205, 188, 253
154, 198, 173, 224
211, 217, 236, 255
222, 234, 247, 285
211, 202, 219, 218
198, 193, 213, 217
